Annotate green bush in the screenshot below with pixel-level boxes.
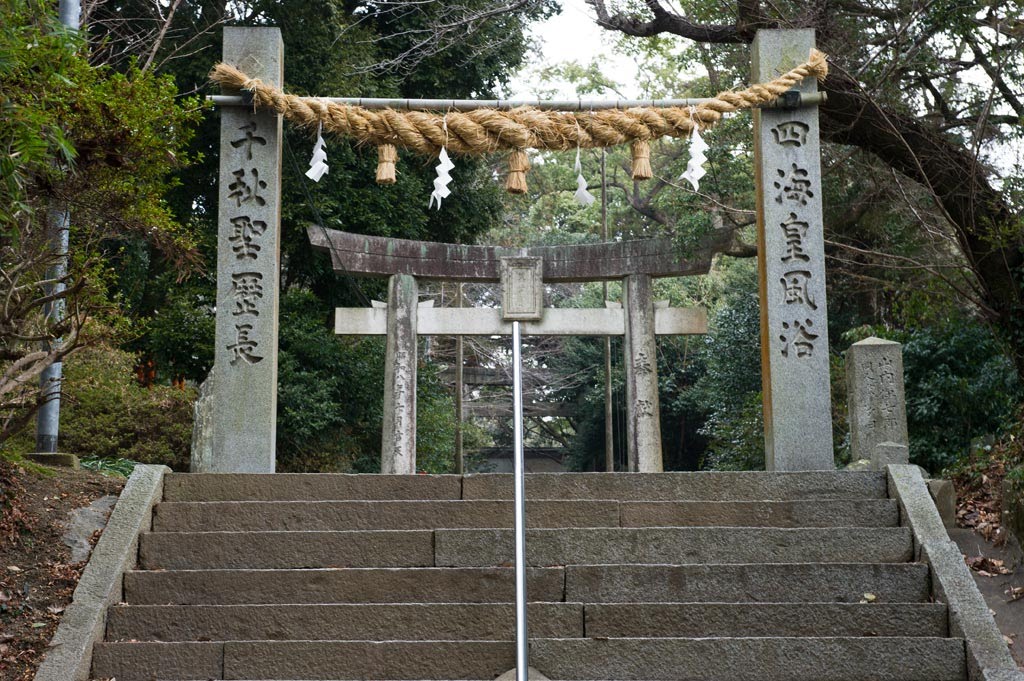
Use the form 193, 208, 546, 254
57, 344, 195, 470
847, 319, 1022, 474
276, 288, 463, 473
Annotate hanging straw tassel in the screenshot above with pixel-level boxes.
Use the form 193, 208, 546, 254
376, 144, 398, 185
506, 149, 530, 194
631, 139, 652, 181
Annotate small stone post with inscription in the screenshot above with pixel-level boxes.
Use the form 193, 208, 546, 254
753, 29, 834, 471
211, 27, 283, 472
846, 337, 909, 469
623, 274, 663, 472
382, 274, 419, 474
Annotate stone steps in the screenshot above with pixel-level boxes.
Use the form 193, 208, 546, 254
137, 527, 914, 570
152, 498, 899, 531
163, 471, 888, 502
105, 602, 948, 642
88, 472, 971, 681
91, 637, 966, 681
123, 562, 932, 605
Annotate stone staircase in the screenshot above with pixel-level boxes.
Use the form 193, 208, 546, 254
90, 471, 970, 680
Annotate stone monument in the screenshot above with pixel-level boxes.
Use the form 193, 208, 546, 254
846, 336, 909, 469
209, 27, 283, 472
753, 29, 834, 470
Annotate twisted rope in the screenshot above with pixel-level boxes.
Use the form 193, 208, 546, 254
209, 49, 828, 156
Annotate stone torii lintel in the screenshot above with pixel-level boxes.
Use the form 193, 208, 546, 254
308, 226, 716, 282
335, 306, 708, 336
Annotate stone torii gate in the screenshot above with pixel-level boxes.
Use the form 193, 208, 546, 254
205, 26, 835, 474
308, 228, 711, 474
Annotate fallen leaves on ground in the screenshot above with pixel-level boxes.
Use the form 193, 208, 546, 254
952, 455, 1010, 544
0, 461, 123, 680
965, 555, 1013, 576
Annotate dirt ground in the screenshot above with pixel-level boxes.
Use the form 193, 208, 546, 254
0, 462, 123, 681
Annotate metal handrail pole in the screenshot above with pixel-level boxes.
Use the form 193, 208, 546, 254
206, 92, 827, 111
512, 320, 528, 681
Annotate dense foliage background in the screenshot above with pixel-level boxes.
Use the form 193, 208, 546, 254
1, 0, 1021, 480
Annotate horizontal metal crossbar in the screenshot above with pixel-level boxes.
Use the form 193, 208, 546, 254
206, 91, 826, 111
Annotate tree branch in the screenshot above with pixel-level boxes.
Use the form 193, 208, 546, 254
586, 0, 745, 42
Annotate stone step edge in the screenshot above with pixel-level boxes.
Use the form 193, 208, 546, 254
96, 635, 965, 642
107, 600, 941, 606
123, 560, 930, 572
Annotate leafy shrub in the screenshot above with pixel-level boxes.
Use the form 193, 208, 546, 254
682, 281, 765, 470
56, 344, 195, 470
277, 288, 462, 473
847, 319, 1022, 474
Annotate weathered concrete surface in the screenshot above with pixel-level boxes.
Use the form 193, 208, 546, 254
949, 527, 1024, 666
151, 498, 897, 532
34, 465, 167, 681
462, 471, 888, 500
530, 637, 965, 681
495, 666, 550, 681
874, 441, 910, 469
62, 494, 117, 563
90, 641, 222, 681
619, 499, 898, 527
153, 499, 622, 531
847, 337, 909, 464
163, 472, 462, 501
564, 563, 931, 603
26, 452, 79, 468
888, 464, 956, 550
211, 26, 283, 473
107, 602, 583, 641
753, 29, 834, 471
434, 527, 913, 566
584, 602, 948, 638
124, 567, 566, 605
224, 640, 516, 680
925, 540, 1022, 681
889, 464, 1021, 680
929, 478, 959, 529
309, 226, 714, 282
188, 367, 214, 472
139, 529, 435, 569
381, 273, 418, 474
623, 273, 663, 472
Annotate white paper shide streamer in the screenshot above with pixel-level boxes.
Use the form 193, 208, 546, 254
429, 116, 455, 209
573, 148, 595, 207
306, 122, 329, 182
680, 119, 709, 191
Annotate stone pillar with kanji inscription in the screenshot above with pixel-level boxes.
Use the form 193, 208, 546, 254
623, 274, 663, 472
846, 337, 909, 468
753, 29, 834, 470
382, 274, 419, 474
211, 27, 283, 472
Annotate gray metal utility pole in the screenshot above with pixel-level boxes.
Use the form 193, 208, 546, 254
35, 0, 80, 453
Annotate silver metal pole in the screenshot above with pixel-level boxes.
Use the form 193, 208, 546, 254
36, 0, 79, 453
58, 0, 81, 27
512, 321, 528, 681
601, 149, 614, 473
206, 92, 826, 111
36, 207, 69, 453
454, 284, 464, 475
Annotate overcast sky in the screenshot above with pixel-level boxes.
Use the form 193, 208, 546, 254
506, 0, 643, 100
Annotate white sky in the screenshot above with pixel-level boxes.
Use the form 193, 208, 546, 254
506, 0, 643, 99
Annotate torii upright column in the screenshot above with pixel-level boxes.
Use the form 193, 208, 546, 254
753, 29, 834, 470
381, 274, 419, 474
623, 273, 663, 472
211, 27, 283, 472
